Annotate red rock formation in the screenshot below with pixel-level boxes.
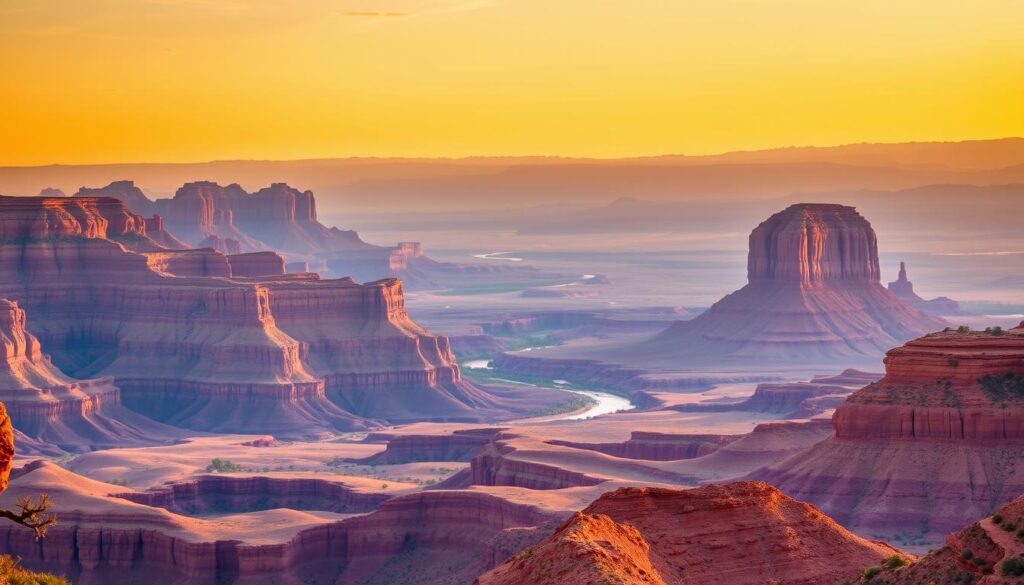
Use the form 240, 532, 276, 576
197, 234, 242, 255
113, 475, 391, 515
0, 298, 184, 455
547, 431, 737, 461
476, 482, 905, 585
0, 404, 11, 493
0, 195, 509, 438
753, 323, 1024, 546
858, 492, 1024, 584
75, 180, 157, 216
355, 428, 505, 464
226, 251, 285, 277
0, 462, 562, 585
887, 261, 967, 316
144, 214, 190, 249
645, 204, 946, 366
673, 381, 855, 417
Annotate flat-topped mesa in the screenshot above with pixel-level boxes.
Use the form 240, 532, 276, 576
476, 482, 905, 585
0, 298, 181, 454
643, 203, 945, 366
75, 180, 158, 216
0, 196, 502, 437
751, 323, 1024, 545
0, 195, 155, 247
227, 251, 286, 277
835, 323, 1024, 441
748, 203, 880, 284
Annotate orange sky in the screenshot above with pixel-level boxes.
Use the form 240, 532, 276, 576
2, 0, 1022, 165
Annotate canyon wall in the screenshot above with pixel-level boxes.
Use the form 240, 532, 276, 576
753, 322, 1024, 544
0, 196, 503, 439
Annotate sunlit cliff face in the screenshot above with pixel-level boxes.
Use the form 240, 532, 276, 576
2, 0, 1022, 165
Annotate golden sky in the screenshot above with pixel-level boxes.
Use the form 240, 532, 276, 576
2, 0, 1022, 165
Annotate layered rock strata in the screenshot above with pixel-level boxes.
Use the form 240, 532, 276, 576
645, 204, 946, 365
0, 196, 502, 438
476, 482, 905, 585
0, 461, 563, 585
0, 298, 180, 455
753, 322, 1024, 545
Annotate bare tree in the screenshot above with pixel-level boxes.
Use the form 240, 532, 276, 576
0, 403, 57, 539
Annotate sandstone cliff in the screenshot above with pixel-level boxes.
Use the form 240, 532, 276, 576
476, 482, 905, 585
752, 322, 1024, 547
0, 298, 182, 454
644, 204, 946, 366
0, 195, 511, 439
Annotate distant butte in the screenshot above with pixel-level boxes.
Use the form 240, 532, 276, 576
887, 261, 967, 316
640, 203, 946, 365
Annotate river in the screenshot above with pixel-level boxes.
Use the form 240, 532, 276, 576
462, 359, 635, 422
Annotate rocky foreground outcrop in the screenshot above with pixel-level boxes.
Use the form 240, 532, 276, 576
753, 322, 1024, 546
642, 204, 946, 366
855, 491, 1024, 584
475, 482, 905, 585
0, 461, 563, 585
0, 195, 518, 439
0, 298, 181, 455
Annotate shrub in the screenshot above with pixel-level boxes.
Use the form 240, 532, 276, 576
882, 555, 907, 570
1001, 557, 1024, 576
957, 325, 971, 334
960, 549, 973, 560
206, 458, 243, 473
1017, 528, 1024, 538
0, 555, 69, 584
861, 566, 882, 580
1003, 522, 1017, 532
993, 514, 1003, 525
991, 326, 1006, 336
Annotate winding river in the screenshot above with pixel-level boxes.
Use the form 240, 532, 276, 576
462, 359, 635, 422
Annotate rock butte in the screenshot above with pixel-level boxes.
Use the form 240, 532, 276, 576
0, 298, 181, 455
643, 203, 946, 365
0, 195, 528, 438
73, 180, 438, 284
475, 482, 905, 585
753, 322, 1024, 545
887, 261, 967, 316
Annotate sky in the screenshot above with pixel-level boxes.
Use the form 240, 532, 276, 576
1, 0, 1022, 165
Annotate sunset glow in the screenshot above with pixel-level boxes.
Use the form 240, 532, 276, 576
3, 0, 1022, 165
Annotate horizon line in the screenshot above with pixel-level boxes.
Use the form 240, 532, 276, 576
3, 136, 1021, 169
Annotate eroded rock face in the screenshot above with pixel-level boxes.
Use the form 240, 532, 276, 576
0, 196, 500, 438
0, 298, 181, 455
0, 462, 562, 585
476, 482, 904, 585
646, 204, 946, 365
0, 404, 12, 493
753, 323, 1024, 545
76, 180, 431, 283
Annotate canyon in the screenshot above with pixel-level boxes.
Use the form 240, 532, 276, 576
0, 195, 557, 440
